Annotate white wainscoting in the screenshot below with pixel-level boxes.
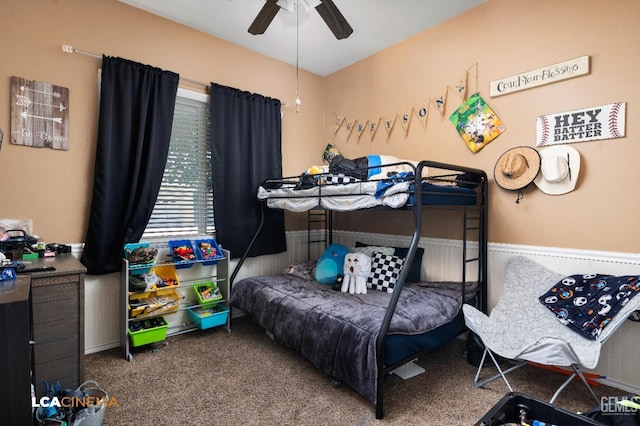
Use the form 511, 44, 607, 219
84, 231, 320, 354
486, 242, 640, 394
83, 231, 640, 393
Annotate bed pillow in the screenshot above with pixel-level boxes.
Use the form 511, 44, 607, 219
351, 245, 395, 258
355, 242, 423, 283
367, 252, 405, 293
392, 246, 424, 283
315, 243, 349, 285
324, 173, 360, 185
455, 172, 482, 189
284, 260, 317, 280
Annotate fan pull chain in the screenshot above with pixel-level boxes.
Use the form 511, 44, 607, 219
295, 1, 301, 112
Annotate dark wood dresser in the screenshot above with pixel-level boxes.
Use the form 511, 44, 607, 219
29, 255, 86, 398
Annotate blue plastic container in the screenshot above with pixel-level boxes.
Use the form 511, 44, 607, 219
168, 240, 197, 269
194, 239, 224, 266
124, 243, 156, 275
187, 304, 229, 330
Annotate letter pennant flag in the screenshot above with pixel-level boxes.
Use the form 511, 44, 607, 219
355, 119, 368, 141
344, 117, 356, 141
368, 118, 379, 142
451, 73, 467, 100
414, 101, 429, 130
399, 108, 412, 137
382, 115, 397, 137
331, 114, 346, 133
432, 87, 448, 117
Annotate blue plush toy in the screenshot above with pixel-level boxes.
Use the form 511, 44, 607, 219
315, 243, 349, 285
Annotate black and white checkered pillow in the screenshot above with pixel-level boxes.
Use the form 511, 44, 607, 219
325, 173, 360, 185
367, 252, 405, 293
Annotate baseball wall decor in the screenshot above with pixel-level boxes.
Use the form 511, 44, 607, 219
536, 102, 626, 146
490, 56, 590, 97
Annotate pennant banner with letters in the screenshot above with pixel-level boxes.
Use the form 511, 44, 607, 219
332, 64, 478, 143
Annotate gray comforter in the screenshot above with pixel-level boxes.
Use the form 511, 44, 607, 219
230, 274, 471, 404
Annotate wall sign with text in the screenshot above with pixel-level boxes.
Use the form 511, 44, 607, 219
10, 76, 70, 150
490, 56, 590, 97
536, 102, 626, 146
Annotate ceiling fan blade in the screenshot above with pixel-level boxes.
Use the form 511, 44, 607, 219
315, 0, 353, 40
248, 0, 280, 35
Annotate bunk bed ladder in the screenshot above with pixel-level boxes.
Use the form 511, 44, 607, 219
307, 210, 333, 260
462, 207, 482, 299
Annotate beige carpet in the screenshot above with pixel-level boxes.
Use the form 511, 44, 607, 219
85, 317, 620, 425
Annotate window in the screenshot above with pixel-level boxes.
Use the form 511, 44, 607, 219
142, 88, 214, 239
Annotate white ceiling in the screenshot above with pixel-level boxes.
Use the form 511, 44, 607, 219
119, 0, 486, 77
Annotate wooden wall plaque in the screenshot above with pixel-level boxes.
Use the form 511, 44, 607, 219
10, 76, 70, 150
490, 56, 590, 97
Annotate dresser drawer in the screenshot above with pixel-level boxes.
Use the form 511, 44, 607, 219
32, 287, 78, 325
33, 355, 79, 398
33, 335, 79, 363
33, 318, 79, 343
32, 281, 79, 304
32, 273, 81, 288
32, 300, 79, 326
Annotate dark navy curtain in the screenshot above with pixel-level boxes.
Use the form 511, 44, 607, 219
81, 56, 179, 275
210, 83, 286, 259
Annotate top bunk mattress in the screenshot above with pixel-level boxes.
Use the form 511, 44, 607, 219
258, 177, 480, 212
258, 178, 410, 212
410, 181, 478, 206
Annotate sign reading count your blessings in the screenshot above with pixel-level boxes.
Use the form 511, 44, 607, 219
490, 56, 590, 97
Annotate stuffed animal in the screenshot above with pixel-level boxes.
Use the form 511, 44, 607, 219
305, 165, 327, 175
341, 252, 371, 294
315, 243, 349, 285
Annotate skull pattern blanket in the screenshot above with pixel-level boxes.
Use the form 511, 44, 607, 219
539, 273, 640, 340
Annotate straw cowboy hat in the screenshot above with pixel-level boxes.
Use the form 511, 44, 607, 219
533, 145, 580, 195
494, 146, 541, 190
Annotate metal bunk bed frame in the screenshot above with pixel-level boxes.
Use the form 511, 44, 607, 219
229, 160, 488, 419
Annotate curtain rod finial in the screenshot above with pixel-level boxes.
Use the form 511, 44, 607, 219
62, 44, 74, 54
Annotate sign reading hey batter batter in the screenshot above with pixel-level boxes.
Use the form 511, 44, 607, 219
536, 102, 626, 146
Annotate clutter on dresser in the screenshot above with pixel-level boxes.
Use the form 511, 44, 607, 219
0, 230, 72, 261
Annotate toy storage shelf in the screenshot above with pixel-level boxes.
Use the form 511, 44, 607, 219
120, 245, 230, 362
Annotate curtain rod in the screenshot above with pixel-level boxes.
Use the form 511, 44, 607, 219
61, 44, 209, 89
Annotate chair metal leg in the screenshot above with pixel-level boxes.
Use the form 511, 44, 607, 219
549, 364, 599, 405
473, 347, 527, 391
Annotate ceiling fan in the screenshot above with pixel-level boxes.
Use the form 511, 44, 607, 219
248, 0, 353, 40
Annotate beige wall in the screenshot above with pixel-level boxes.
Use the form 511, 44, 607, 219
0, 0, 323, 243
1, 0, 639, 255
325, 0, 640, 254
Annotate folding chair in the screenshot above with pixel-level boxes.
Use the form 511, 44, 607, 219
463, 256, 640, 404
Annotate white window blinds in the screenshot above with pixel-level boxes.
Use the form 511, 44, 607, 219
143, 89, 214, 239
